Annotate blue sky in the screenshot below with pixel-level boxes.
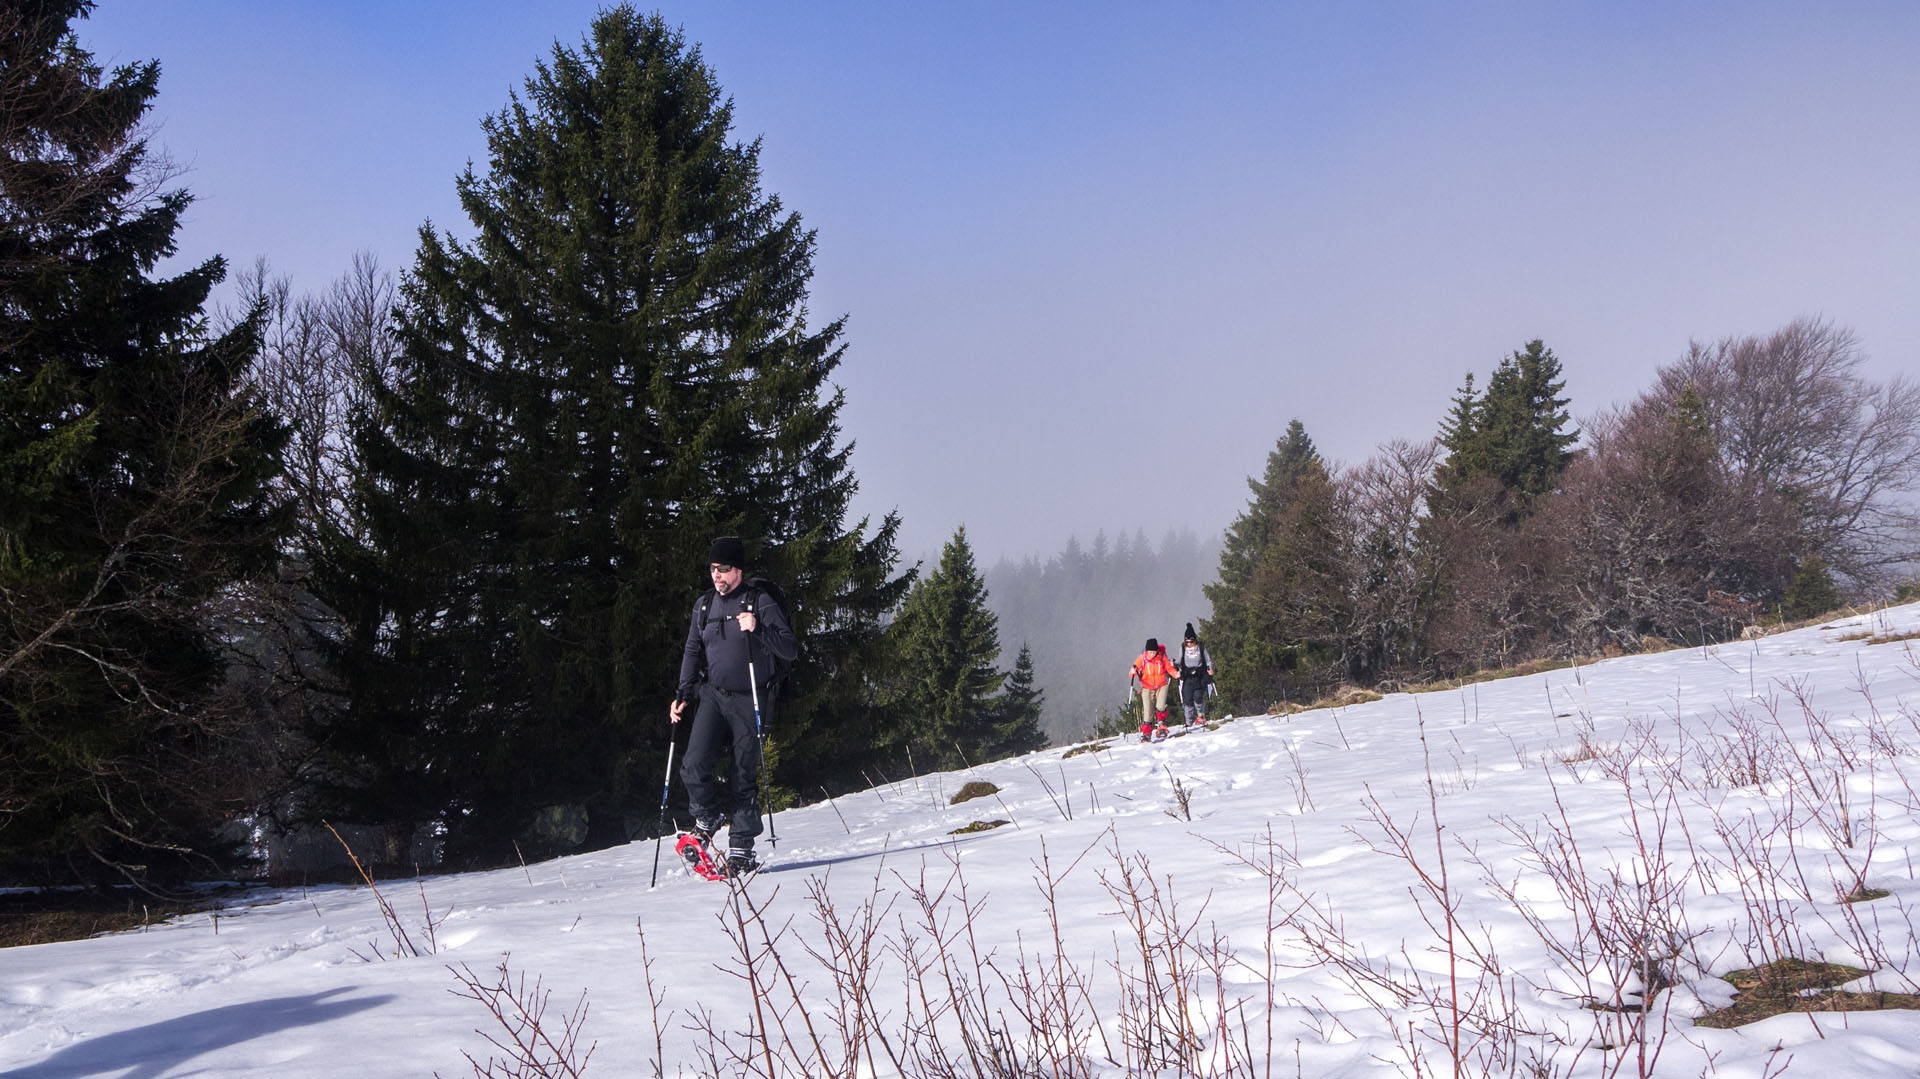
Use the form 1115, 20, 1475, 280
81, 2, 1920, 565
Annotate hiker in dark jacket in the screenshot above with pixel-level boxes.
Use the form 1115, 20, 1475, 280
1175, 623, 1213, 724
671, 536, 796, 873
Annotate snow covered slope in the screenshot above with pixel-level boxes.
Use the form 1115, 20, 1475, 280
5, 604, 1920, 1077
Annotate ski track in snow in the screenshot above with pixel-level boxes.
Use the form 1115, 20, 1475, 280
2, 605, 1920, 1076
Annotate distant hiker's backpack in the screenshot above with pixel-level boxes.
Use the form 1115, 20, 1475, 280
698, 576, 796, 689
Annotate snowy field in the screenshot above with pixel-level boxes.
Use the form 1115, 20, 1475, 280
5, 604, 1920, 1078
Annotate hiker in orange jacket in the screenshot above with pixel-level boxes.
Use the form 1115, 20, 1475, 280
1129, 638, 1180, 741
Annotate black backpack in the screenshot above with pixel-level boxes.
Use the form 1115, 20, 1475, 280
697, 577, 796, 689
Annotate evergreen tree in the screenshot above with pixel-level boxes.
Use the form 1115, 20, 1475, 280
1432, 340, 1578, 517
1216, 455, 1350, 706
991, 644, 1048, 757
883, 527, 1006, 772
1783, 554, 1842, 620
315, 7, 905, 863
0, 1, 289, 884
1203, 420, 1322, 711
1417, 342, 1578, 672
1430, 372, 1484, 509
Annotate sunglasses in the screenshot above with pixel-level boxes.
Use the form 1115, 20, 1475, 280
709, 563, 738, 574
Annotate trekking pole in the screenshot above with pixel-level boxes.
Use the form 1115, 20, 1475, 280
648, 727, 679, 889
747, 653, 777, 849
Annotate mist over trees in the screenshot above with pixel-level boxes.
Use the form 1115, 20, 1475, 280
986, 528, 1219, 744
1205, 319, 1920, 717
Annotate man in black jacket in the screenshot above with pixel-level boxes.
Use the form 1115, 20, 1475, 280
671, 536, 797, 873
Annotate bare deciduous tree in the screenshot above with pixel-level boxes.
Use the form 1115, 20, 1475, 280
228, 253, 398, 557
1549, 396, 1795, 650
1340, 438, 1439, 682
1653, 317, 1920, 589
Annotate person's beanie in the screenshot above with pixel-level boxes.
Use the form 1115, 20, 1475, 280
708, 536, 746, 567
1185, 623, 1198, 641
1144, 637, 1158, 653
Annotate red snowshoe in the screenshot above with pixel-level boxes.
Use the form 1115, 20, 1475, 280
675, 831, 728, 881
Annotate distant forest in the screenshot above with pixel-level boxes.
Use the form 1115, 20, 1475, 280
986, 530, 1221, 744
990, 320, 1920, 744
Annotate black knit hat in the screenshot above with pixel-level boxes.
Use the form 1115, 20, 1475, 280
1144, 637, 1158, 652
707, 536, 746, 567
1184, 623, 1197, 641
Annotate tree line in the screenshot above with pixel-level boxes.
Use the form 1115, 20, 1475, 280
1204, 331, 1920, 714
1, 3, 1038, 887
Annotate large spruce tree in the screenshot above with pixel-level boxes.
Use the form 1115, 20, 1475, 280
0, 1, 289, 884
883, 527, 1009, 772
1431, 339, 1578, 517
1203, 420, 1325, 711
316, 7, 905, 863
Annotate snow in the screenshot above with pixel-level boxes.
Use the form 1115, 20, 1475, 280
6, 605, 1920, 1077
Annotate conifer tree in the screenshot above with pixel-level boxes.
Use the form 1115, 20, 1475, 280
1203, 420, 1323, 710
1432, 340, 1578, 517
883, 527, 1007, 771
316, 7, 905, 862
0, 1, 289, 884
992, 644, 1049, 757
1417, 342, 1578, 671
1783, 554, 1841, 619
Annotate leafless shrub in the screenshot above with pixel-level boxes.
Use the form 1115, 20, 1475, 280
1024, 762, 1074, 821
1700, 791, 1813, 978
1164, 767, 1195, 821
1275, 714, 1556, 1078
1485, 766, 1697, 1079
633, 917, 674, 1078
1095, 840, 1216, 1072
646, 827, 1325, 1077
324, 821, 443, 961
1695, 704, 1789, 789
441, 958, 595, 1079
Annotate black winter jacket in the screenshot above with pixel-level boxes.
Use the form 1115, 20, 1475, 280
677, 584, 797, 699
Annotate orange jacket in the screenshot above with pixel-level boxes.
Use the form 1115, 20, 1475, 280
1130, 650, 1178, 690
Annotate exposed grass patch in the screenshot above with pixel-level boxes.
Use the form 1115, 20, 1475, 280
948, 819, 1010, 835
1061, 741, 1113, 760
1695, 958, 1920, 1028
948, 780, 1000, 805
1267, 686, 1384, 716
1836, 627, 1919, 645
1408, 656, 1580, 694
0, 889, 226, 949
1844, 884, 1892, 903
1324, 685, 1383, 706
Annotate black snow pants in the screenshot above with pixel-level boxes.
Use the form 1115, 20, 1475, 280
681, 685, 766, 846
